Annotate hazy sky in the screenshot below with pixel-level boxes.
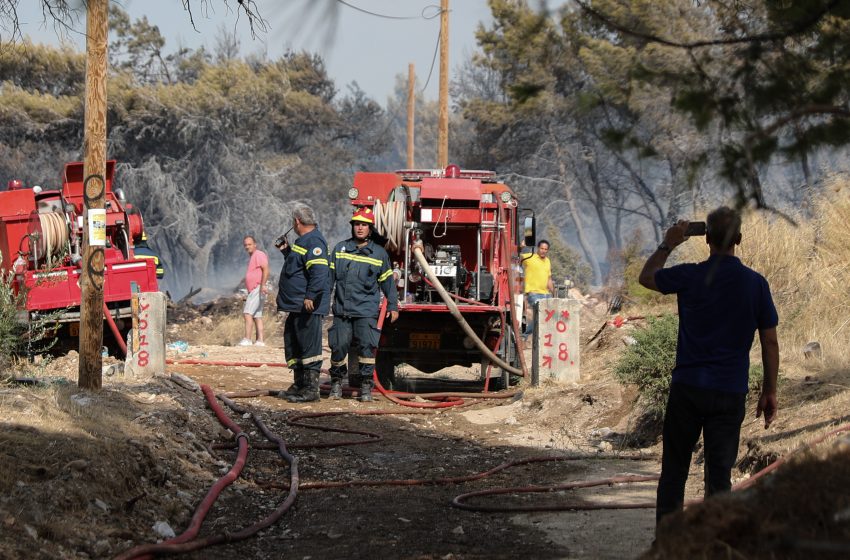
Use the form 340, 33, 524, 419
16, 0, 496, 104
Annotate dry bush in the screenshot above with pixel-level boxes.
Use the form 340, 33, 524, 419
204, 307, 284, 346
675, 181, 850, 368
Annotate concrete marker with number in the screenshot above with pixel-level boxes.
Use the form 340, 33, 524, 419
531, 298, 581, 385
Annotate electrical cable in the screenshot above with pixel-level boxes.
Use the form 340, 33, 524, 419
335, 1, 442, 21
421, 28, 441, 93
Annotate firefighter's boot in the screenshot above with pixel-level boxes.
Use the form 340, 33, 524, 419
358, 378, 374, 402
329, 379, 343, 400
286, 371, 320, 403
328, 365, 346, 400
279, 369, 304, 399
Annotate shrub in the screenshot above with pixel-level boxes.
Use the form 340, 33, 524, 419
614, 314, 679, 417
0, 252, 59, 375
0, 269, 26, 359
614, 230, 671, 305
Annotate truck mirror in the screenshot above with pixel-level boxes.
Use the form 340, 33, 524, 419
518, 211, 535, 248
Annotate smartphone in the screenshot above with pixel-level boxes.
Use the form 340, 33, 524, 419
685, 221, 706, 237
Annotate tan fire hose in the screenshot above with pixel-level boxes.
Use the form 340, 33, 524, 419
37, 212, 70, 266
373, 198, 406, 253
411, 243, 522, 376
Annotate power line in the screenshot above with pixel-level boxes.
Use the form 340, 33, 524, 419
421, 28, 441, 93
334, 1, 442, 21
332, 1, 444, 95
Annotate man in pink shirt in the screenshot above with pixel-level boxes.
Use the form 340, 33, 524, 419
240, 236, 270, 346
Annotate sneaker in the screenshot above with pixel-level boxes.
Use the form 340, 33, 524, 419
238, 338, 252, 346
254, 341, 266, 347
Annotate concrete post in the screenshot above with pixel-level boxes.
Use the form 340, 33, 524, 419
125, 291, 167, 377
531, 298, 580, 385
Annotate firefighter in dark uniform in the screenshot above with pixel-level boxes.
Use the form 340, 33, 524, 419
276, 204, 331, 403
133, 232, 165, 279
328, 207, 399, 402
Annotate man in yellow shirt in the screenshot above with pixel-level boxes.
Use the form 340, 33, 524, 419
521, 239, 554, 336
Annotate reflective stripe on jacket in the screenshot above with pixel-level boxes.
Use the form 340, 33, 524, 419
133, 246, 164, 279
276, 228, 331, 315
330, 238, 398, 318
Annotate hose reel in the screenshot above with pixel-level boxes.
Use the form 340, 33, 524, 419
28, 211, 71, 267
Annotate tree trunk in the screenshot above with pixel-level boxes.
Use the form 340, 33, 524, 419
554, 145, 602, 285
587, 168, 617, 252
177, 228, 223, 287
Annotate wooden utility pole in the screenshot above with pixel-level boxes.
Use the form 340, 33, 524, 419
407, 63, 416, 169
78, 0, 109, 390
437, 0, 449, 169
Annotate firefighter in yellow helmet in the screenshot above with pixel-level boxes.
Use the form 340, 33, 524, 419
327, 207, 398, 401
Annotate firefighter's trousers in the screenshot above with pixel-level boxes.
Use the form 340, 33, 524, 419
328, 315, 379, 380
283, 313, 324, 375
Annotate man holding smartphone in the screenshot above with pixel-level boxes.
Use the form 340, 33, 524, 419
639, 206, 780, 530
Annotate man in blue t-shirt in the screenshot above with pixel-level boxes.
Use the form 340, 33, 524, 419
639, 206, 779, 529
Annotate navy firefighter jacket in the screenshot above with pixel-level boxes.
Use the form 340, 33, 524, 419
330, 238, 398, 318
276, 228, 331, 315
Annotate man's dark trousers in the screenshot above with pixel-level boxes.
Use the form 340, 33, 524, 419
656, 382, 746, 524
283, 313, 324, 376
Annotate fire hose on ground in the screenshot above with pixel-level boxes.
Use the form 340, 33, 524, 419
115, 384, 299, 560
215, 392, 850, 514
452, 422, 850, 513
221, 388, 850, 512
116, 370, 850, 559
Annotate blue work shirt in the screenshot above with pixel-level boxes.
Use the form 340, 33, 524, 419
276, 228, 331, 315
330, 238, 398, 318
655, 255, 778, 393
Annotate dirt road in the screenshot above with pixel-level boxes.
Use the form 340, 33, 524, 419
155, 343, 658, 560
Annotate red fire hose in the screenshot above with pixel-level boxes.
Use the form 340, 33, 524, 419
115, 384, 299, 560
371, 299, 521, 409
116, 369, 850, 560
103, 303, 127, 356
166, 358, 289, 367
450, 421, 850, 513
215, 385, 850, 515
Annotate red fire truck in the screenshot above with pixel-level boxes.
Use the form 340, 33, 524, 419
0, 161, 159, 350
350, 165, 533, 390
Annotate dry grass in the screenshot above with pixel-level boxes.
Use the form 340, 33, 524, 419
0, 373, 223, 558
673, 180, 850, 369
177, 299, 284, 347
646, 444, 850, 560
